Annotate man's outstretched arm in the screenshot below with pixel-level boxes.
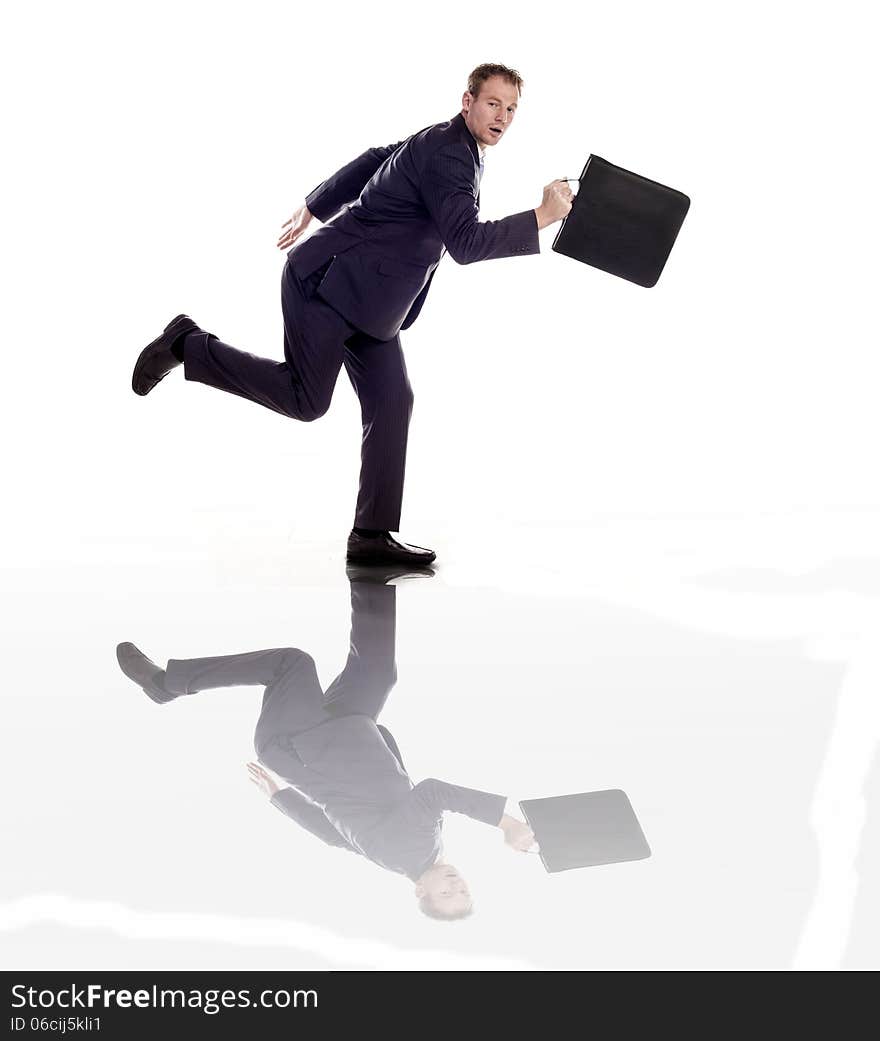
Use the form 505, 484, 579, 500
420, 146, 572, 264
408, 780, 536, 851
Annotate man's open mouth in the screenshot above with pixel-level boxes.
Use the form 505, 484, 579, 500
489, 127, 502, 136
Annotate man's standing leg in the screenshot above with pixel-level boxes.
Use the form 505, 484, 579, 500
344, 332, 413, 532
342, 333, 433, 565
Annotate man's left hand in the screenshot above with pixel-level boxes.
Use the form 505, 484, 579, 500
277, 204, 314, 250
247, 761, 281, 797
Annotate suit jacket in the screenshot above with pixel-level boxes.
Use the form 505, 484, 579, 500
289, 112, 540, 340
271, 761, 505, 882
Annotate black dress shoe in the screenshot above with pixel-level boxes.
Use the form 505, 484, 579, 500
132, 314, 200, 396
346, 531, 436, 566
116, 642, 177, 704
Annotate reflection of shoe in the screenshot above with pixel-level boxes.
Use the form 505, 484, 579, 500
345, 563, 435, 585
132, 314, 199, 395
346, 531, 437, 567
116, 642, 176, 704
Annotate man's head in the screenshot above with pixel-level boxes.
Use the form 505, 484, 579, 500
414, 863, 473, 920
461, 63, 524, 150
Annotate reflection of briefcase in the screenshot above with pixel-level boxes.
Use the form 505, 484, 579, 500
519, 789, 651, 873
552, 155, 690, 288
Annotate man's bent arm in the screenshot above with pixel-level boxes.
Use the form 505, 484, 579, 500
421, 145, 540, 265
270, 788, 353, 849
306, 139, 408, 223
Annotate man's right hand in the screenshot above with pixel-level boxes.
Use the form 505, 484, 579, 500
499, 813, 538, 852
277, 204, 314, 250
534, 179, 574, 230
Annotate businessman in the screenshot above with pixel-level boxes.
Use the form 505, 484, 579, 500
132, 63, 574, 565
116, 570, 536, 921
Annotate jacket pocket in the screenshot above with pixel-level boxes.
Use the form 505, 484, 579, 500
377, 257, 428, 282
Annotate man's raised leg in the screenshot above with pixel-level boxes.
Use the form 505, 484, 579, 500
131, 259, 353, 421
181, 330, 326, 419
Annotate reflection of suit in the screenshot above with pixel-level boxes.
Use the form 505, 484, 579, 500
181, 113, 540, 531
164, 581, 505, 881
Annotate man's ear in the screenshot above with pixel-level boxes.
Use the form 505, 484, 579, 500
461, 90, 472, 114
414, 882, 425, 897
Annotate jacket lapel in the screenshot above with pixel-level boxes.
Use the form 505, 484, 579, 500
452, 112, 482, 207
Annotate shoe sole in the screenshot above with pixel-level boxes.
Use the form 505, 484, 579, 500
346, 550, 436, 565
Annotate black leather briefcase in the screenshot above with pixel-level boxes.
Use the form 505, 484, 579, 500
552, 155, 690, 287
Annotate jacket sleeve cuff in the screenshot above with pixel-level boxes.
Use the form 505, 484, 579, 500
269, 789, 296, 815
304, 184, 337, 224
509, 208, 541, 256
480, 792, 509, 827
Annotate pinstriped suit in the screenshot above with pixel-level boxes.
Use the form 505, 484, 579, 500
183, 112, 540, 531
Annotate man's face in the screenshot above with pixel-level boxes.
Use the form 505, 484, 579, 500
415, 863, 472, 917
461, 75, 519, 149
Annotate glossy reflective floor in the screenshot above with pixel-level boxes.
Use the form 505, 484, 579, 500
5, 0, 879, 974
4, 512, 878, 970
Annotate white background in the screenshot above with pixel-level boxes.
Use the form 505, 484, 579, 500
1, 0, 878, 970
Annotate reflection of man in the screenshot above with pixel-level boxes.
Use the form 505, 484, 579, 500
116, 573, 534, 920
130, 62, 573, 566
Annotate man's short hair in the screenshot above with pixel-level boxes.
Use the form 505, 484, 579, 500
467, 63, 524, 99
418, 894, 475, 921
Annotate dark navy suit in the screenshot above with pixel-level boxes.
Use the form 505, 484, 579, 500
183, 112, 540, 530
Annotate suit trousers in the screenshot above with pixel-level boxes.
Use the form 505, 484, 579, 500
164, 646, 391, 760
181, 259, 414, 531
